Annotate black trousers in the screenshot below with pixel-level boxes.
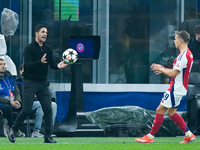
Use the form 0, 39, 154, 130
13, 79, 53, 138
0, 104, 15, 127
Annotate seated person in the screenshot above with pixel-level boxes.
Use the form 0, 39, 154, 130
16, 64, 57, 137
0, 58, 25, 137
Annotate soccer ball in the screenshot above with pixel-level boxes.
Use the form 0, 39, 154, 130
62, 48, 78, 64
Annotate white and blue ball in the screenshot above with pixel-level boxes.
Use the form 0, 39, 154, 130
62, 48, 78, 64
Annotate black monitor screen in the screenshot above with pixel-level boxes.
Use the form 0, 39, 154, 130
69, 35, 100, 60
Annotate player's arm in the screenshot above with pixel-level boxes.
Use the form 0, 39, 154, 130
159, 67, 179, 77
151, 63, 179, 77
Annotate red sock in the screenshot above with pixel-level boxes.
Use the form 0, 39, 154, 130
170, 113, 187, 133
150, 113, 164, 135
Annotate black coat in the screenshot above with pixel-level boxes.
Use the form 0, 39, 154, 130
188, 38, 200, 61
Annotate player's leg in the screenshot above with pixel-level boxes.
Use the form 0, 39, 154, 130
135, 104, 167, 143
168, 108, 196, 144
149, 104, 167, 135
135, 91, 173, 143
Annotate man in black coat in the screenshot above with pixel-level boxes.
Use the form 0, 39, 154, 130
188, 25, 200, 61
8, 24, 67, 143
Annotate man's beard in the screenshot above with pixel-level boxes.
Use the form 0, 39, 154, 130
40, 37, 46, 43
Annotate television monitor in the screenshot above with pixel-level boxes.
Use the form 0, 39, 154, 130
63, 35, 100, 60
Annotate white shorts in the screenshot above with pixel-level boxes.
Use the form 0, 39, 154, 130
161, 90, 184, 108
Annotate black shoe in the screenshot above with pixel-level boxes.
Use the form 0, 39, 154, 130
8, 127, 16, 143
44, 137, 57, 143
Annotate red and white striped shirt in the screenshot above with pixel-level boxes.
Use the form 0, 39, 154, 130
168, 49, 193, 95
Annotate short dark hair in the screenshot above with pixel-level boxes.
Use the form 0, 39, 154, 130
175, 30, 190, 43
19, 63, 24, 71
34, 24, 48, 33
194, 25, 200, 35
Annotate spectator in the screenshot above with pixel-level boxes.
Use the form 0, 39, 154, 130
0, 57, 25, 137
188, 25, 200, 134
188, 25, 200, 61
16, 64, 57, 138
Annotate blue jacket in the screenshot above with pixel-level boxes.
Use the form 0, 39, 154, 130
0, 71, 21, 106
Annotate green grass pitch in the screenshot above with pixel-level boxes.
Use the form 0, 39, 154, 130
0, 137, 199, 150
